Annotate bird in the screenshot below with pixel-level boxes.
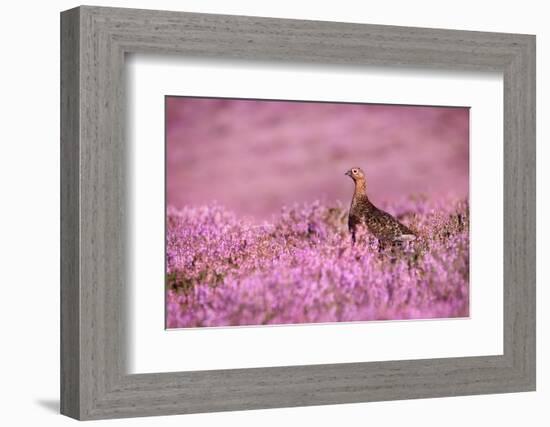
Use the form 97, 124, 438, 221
345, 167, 416, 246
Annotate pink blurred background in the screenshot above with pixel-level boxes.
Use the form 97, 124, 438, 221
166, 97, 469, 221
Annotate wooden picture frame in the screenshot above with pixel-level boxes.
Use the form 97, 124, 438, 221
60, 5, 536, 420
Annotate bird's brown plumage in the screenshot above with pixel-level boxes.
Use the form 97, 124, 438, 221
345, 167, 416, 244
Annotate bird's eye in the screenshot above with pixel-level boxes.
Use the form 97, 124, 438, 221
352, 169, 358, 174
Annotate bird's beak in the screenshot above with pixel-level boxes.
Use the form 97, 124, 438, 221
344, 170, 352, 177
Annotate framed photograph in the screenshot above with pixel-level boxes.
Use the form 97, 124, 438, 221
60, 6, 536, 420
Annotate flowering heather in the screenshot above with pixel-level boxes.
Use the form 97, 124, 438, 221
166, 198, 469, 328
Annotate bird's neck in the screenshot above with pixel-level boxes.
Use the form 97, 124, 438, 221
353, 179, 368, 201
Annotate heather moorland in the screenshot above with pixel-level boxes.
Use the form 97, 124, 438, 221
165, 98, 469, 328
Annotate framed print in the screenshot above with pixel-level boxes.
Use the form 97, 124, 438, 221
60, 6, 536, 420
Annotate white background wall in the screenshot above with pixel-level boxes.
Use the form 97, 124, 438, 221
0, 0, 546, 425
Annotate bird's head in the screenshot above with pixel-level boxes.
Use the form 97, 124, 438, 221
345, 167, 365, 182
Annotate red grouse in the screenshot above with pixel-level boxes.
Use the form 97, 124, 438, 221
345, 167, 416, 245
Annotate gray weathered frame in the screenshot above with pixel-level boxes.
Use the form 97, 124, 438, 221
60, 5, 536, 420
